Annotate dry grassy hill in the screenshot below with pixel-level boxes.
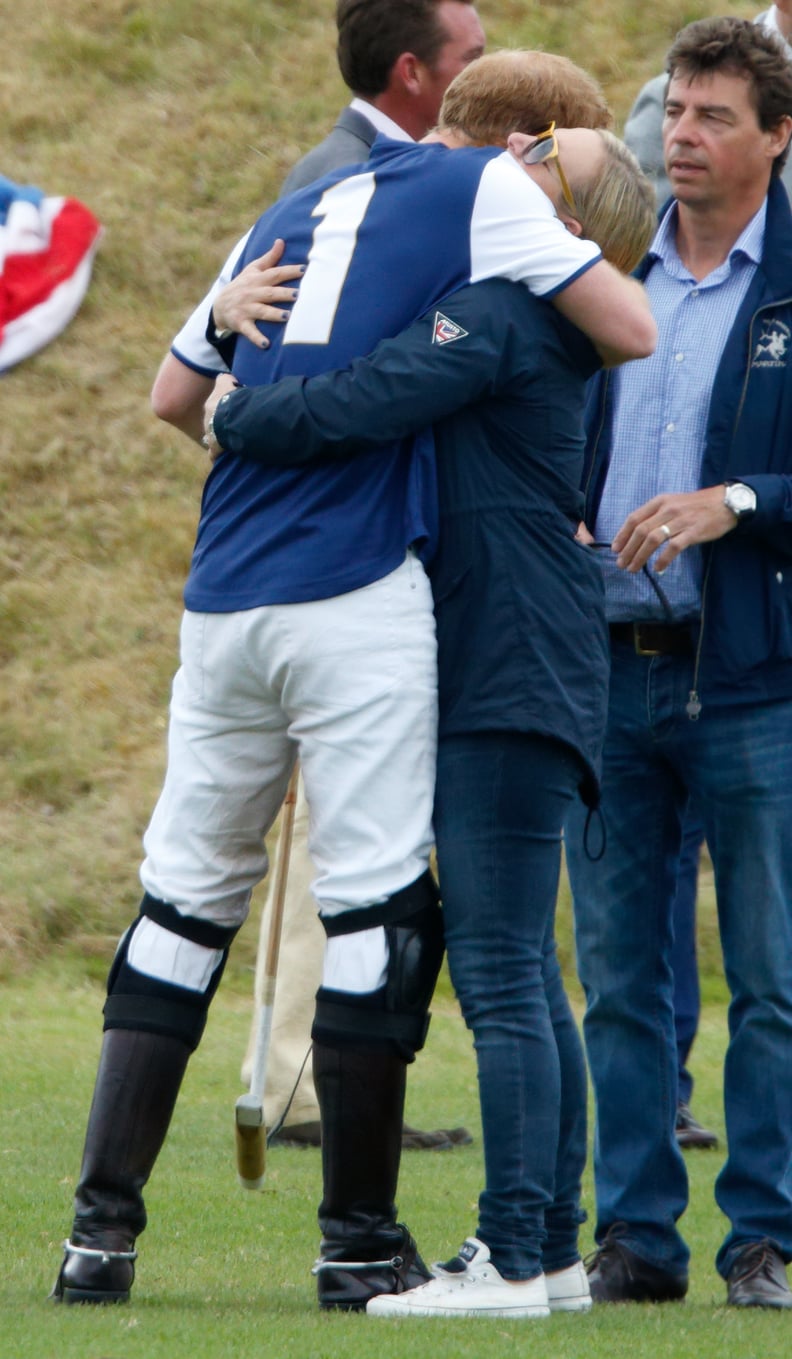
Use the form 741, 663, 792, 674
1, 0, 747, 974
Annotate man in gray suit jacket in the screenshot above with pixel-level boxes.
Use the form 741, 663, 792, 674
283, 1, 484, 193
625, 4, 792, 205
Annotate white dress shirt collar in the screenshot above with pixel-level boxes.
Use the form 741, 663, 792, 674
349, 97, 415, 142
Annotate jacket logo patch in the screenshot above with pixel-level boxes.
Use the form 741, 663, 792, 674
432, 311, 469, 346
752, 318, 790, 368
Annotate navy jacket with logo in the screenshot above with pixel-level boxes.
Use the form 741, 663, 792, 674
214, 277, 607, 804
583, 176, 792, 710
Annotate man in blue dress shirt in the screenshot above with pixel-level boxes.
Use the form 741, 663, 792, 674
564, 17, 792, 1310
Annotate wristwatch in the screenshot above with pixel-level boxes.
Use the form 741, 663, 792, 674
203, 391, 234, 451
723, 480, 757, 519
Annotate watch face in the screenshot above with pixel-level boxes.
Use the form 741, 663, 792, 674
725, 483, 755, 516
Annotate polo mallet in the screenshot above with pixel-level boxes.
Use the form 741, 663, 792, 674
235, 764, 300, 1190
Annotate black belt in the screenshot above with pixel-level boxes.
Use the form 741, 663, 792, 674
609, 622, 694, 657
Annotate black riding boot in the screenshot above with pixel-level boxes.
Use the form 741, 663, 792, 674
312, 1041, 431, 1310
51, 1027, 191, 1304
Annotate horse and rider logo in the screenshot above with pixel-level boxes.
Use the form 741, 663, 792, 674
752, 317, 790, 367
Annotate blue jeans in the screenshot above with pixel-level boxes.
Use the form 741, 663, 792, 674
435, 732, 588, 1280
565, 641, 792, 1278
672, 811, 705, 1106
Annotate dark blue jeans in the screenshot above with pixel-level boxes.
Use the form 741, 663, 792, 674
435, 731, 587, 1281
565, 641, 792, 1278
672, 811, 705, 1106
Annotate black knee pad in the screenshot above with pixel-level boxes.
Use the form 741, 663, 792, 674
102, 894, 238, 1052
312, 871, 444, 1062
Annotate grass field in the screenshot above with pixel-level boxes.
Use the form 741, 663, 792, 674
3, 2, 783, 1354
3, 963, 789, 1359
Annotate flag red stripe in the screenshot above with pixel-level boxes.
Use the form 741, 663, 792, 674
1, 198, 101, 326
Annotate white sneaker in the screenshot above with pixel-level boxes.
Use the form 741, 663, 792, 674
546, 1260, 592, 1312
366, 1238, 550, 1318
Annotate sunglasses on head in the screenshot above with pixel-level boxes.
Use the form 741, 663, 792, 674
521, 121, 578, 216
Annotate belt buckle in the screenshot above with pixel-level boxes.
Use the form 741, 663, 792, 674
633, 624, 660, 657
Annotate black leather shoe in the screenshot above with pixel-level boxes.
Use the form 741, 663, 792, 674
675, 1103, 718, 1150
401, 1124, 473, 1150
586, 1226, 688, 1303
269, 1120, 472, 1151
726, 1240, 792, 1309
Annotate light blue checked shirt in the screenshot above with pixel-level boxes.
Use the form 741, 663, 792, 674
595, 199, 766, 622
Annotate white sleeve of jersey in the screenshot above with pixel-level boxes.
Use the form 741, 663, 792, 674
169, 229, 252, 374
468, 152, 601, 297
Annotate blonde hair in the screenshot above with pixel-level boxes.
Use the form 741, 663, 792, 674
439, 49, 612, 143
571, 131, 657, 273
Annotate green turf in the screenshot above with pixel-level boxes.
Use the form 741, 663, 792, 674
2, 963, 790, 1359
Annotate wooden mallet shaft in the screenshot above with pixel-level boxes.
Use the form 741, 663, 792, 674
234, 764, 299, 1190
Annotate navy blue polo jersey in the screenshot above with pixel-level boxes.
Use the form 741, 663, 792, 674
180, 137, 600, 611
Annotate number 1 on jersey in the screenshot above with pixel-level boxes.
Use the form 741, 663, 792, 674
283, 172, 377, 347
